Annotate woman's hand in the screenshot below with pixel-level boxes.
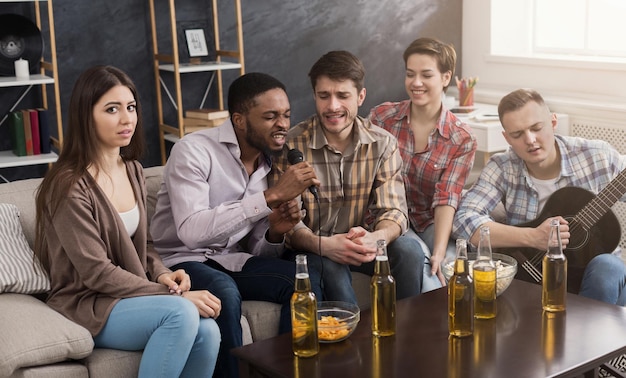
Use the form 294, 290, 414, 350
428, 253, 447, 286
182, 290, 222, 318
157, 269, 191, 295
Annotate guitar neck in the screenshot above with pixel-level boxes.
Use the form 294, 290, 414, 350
574, 169, 626, 229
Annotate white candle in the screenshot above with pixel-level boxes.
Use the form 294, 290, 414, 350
14, 59, 29, 79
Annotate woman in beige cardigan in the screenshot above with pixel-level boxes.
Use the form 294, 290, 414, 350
35, 65, 221, 377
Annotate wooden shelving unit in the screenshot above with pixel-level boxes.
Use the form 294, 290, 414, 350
148, 0, 245, 164
0, 0, 63, 172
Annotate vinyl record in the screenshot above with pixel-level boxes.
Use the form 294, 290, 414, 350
0, 14, 43, 76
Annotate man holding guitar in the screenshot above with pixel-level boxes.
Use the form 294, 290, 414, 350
453, 88, 626, 306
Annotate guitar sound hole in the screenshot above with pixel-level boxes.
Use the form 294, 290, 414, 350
567, 233, 589, 250
564, 217, 589, 251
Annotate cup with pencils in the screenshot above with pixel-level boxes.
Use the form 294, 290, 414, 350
456, 76, 478, 107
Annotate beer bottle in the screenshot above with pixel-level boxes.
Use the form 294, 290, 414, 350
449, 239, 474, 337
371, 239, 396, 336
473, 226, 497, 319
542, 219, 567, 312
291, 254, 319, 357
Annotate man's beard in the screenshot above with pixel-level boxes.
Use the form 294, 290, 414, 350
245, 119, 282, 157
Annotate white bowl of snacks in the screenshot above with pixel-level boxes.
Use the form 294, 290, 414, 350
442, 252, 518, 296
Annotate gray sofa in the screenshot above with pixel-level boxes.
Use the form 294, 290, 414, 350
0, 165, 370, 377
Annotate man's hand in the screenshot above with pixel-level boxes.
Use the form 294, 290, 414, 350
267, 199, 303, 242
181, 290, 222, 318
321, 227, 378, 266
534, 216, 569, 250
157, 269, 191, 295
265, 162, 320, 208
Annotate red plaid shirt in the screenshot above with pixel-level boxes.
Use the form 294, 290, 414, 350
368, 100, 476, 232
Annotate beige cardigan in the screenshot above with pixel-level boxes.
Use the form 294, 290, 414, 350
44, 161, 171, 335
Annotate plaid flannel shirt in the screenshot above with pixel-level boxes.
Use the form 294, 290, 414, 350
368, 100, 476, 232
272, 115, 408, 239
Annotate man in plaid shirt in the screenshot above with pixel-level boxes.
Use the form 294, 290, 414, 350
454, 88, 626, 304
276, 51, 425, 304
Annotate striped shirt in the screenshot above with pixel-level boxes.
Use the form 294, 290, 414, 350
453, 135, 626, 241
276, 115, 408, 237
368, 100, 477, 232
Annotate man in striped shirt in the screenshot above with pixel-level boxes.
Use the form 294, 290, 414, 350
277, 51, 425, 304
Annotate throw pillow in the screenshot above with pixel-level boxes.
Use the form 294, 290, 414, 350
0, 293, 93, 376
0, 203, 50, 293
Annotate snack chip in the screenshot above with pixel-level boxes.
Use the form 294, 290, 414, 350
318, 315, 350, 341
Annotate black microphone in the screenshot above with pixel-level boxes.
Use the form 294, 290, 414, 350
287, 148, 319, 201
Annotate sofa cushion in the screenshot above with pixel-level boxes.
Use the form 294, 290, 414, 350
0, 203, 49, 294
0, 178, 40, 247
0, 294, 94, 377
241, 300, 282, 342
82, 349, 141, 378
10, 362, 88, 378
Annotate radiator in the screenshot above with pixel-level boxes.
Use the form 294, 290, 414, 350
570, 119, 626, 250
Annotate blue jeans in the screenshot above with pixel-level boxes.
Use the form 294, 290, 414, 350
93, 295, 220, 378
408, 226, 457, 293
285, 234, 424, 303
174, 256, 319, 378
579, 253, 626, 306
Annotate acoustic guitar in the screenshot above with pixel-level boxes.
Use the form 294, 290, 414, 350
499, 169, 625, 293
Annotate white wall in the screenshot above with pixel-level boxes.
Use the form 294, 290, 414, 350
460, 0, 626, 126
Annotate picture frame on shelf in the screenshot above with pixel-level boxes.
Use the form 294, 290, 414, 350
177, 20, 214, 63
184, 28, 208, 57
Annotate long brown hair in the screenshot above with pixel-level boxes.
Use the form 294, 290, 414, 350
34, 65, 145, 270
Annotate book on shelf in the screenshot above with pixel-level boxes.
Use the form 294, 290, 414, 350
28, 109, 41, 155
185, 108, 229, 121
9, 111, 26, 157
21, 109, 34, 156
37, 108, 51, 154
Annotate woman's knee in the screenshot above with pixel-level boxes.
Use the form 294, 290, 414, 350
197, 318, 221, 346
172, 297, 201, 326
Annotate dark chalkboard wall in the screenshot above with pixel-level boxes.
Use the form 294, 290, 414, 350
0, 0, 461, 180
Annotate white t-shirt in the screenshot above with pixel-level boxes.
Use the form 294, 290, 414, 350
531, 176, 558, 213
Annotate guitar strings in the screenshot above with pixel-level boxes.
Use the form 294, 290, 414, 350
575, 178, 626, 230
517, 175, 626, 282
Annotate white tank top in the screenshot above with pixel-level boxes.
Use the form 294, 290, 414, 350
118, 203, 139, 237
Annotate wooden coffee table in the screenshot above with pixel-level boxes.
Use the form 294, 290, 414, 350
232, 280, 626, 377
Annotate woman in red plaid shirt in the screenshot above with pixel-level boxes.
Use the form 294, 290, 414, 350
368, 37, 477, 292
